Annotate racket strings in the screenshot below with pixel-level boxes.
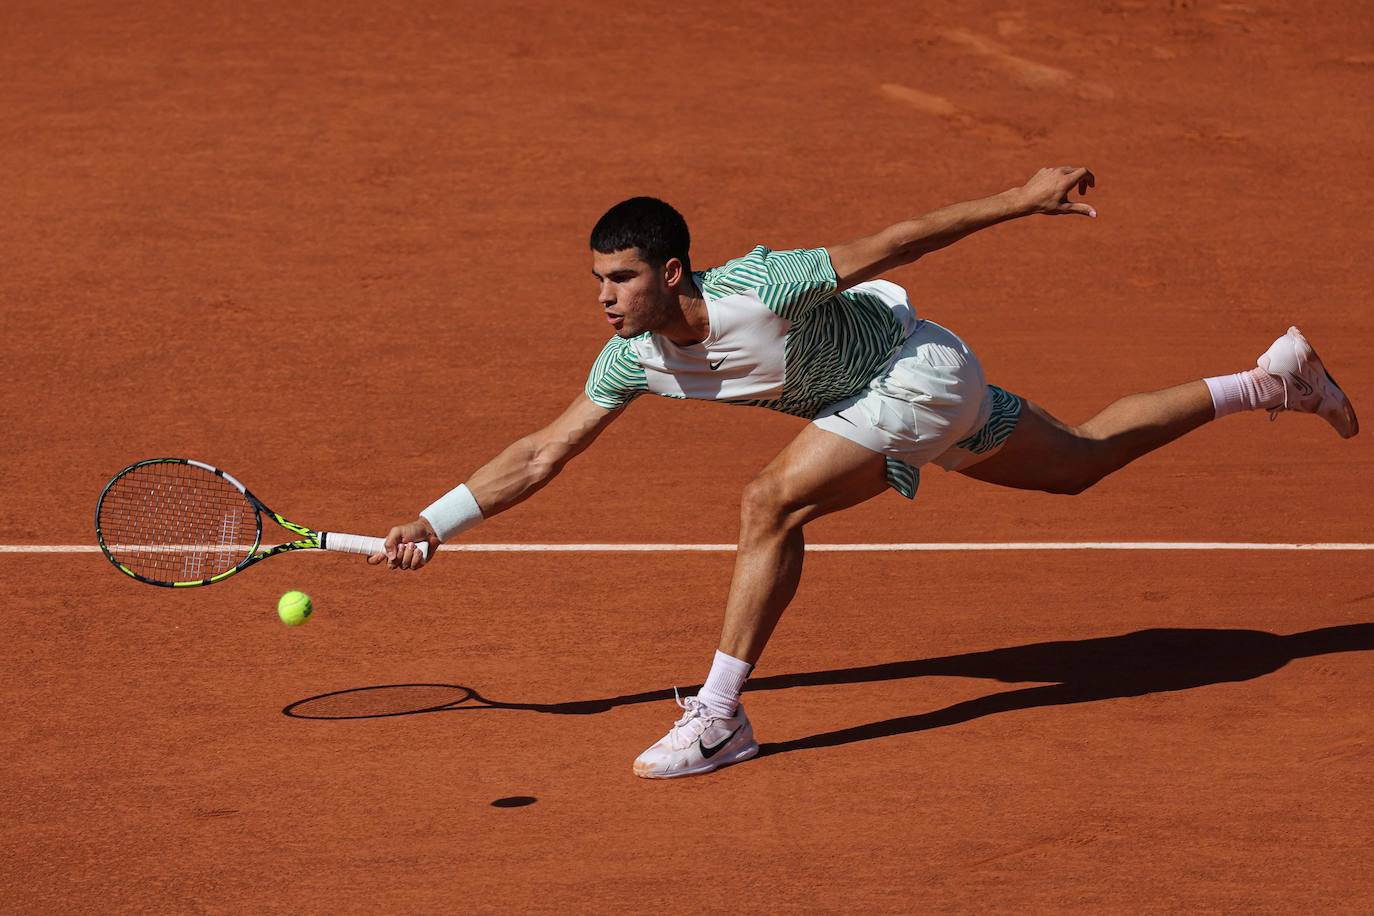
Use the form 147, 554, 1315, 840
98, 463, 258, 581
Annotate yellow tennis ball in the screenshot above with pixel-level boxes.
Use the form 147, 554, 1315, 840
277, 590, 313, 627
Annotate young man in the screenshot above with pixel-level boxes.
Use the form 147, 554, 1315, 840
370, 166, 1358, 779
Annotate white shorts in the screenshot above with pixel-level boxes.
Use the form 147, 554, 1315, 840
812, 320, 1020, 473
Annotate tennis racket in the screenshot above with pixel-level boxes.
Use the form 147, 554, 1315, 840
95, 457, 427, 588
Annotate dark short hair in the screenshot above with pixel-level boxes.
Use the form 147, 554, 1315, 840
590, 197, 692, 276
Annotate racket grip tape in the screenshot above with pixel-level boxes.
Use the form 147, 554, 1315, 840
323, 532, 431, 560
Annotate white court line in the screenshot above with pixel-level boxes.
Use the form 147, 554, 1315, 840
5, 542, 1374, 553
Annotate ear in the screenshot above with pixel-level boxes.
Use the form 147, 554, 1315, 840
661, 257, 685, 290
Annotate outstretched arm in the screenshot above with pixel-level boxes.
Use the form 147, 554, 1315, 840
826, 166, 1096, 292
370, 393, 622, 569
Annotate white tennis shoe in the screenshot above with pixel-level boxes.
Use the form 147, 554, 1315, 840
1257, 326, 1359, 438
633, 692, 759, 779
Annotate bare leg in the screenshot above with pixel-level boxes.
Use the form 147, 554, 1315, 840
961, 380, 1215, 493
721, 380, 1214, 659
719, 425, 890, 664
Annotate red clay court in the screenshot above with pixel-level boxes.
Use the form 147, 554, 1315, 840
3, 1, 1372, 911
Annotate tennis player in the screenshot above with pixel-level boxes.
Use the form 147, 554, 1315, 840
371, 166, 1357, 778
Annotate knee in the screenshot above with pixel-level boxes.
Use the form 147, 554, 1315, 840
739, 474, 798, 534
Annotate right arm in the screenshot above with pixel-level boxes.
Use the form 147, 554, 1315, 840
371, 393, 622, 569
467, 392, 620, 516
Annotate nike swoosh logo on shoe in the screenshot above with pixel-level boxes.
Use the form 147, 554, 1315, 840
1291, 373, 1314, 397
699, 725, 741, 759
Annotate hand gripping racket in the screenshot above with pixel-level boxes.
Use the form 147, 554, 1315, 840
95, 457, 428, 588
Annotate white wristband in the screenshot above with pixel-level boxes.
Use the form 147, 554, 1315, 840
420, 483, 485, 542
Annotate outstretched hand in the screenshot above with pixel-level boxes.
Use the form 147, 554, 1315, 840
1018, 166, 1097, 217
366, 517, 441, 570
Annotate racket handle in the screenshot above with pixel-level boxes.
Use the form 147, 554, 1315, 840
324, 532, 431, 561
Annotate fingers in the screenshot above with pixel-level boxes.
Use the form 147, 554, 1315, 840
383, 526, 402, 563
382, 541, 429, 570
1061, 201, 1097, 218
399, 541, 428, 570
374, 521, 440, 571
1068, 167, 1096, 217
1052, 166, 1092, 191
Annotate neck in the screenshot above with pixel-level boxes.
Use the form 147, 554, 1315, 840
660, 277, 708, 346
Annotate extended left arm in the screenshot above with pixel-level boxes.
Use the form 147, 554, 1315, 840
827, 166, 1096, 292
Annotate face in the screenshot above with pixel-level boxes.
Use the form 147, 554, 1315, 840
592, 248, 680, 338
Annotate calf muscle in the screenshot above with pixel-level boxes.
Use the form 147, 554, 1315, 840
960, 381, 1215, 495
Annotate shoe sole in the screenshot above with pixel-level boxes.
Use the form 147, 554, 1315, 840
633, 741, 760, 780
1319, 366, 1359, 438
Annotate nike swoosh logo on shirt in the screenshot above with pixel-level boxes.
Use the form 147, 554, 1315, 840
699, 725, 741, 759
709, 357, 727, 371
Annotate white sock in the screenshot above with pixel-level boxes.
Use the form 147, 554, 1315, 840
697, 650, 752, 717
1205, 367, 1285, 419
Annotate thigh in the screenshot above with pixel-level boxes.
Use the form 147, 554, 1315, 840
753, 424, 891, 524
956, 399, 1091, 492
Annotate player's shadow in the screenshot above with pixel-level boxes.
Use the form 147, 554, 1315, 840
283, 623, 1374, 755
750, 622, 1374, 757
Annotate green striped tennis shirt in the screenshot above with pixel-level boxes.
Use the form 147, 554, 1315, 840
585, 246, 924, 497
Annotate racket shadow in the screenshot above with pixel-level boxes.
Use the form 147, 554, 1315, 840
282, 683, 675, 719
281, 623, 1374, 756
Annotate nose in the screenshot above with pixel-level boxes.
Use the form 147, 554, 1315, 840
598, 280, 615, 305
